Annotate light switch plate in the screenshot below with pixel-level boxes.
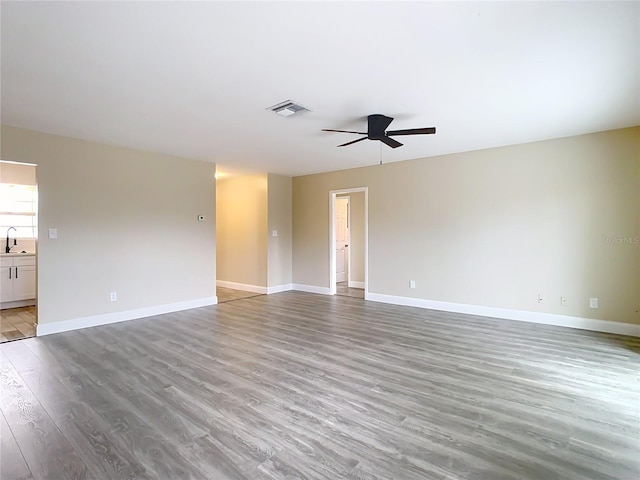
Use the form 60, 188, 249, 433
272, 230, 278, 237
48, 228, 58, 239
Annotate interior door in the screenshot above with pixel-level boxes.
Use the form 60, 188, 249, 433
335, 197, 350, 283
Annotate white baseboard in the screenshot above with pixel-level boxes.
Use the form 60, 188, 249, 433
36, 296, 218, 337
1, 299, 36, 310
266, 283, 293, 294
365, 292, 640, 337
348, 281, 365, 289
217, 281, 292, 295
292, 284, 333, 295
216, 280, 267, 294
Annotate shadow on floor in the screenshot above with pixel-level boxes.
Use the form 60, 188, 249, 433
600, 331, 640, 354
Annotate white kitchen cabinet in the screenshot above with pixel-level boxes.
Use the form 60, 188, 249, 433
0, 254, 36, 308
13, 265, 36, 301
0, 265, 12, 302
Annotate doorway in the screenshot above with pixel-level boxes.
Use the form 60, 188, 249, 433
330, 187, 368, 299
0, 160, 38, 343
215, 170, 267, 304
335, 196, 349, 284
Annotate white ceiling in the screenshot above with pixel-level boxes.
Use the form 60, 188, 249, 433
2, 1, 638, 177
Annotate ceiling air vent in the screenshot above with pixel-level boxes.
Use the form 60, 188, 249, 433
267, 100, 311, 117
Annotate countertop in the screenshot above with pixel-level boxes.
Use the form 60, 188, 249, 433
0, 252, 35, 257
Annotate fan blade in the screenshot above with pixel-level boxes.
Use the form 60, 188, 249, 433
368, 114, 394, 136
387, 127, 436, 136
338, 137, 368, 147
322, 129, 367, 135
380, 136, 403, 149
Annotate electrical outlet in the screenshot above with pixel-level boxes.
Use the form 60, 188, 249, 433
537, 294, 543, 304
560, 296, 567, 306
410, 280, 416, 289
589, 297, 598, 308
110, 291, 117, 302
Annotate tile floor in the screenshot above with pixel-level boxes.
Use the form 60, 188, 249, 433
0, 306, 36, 343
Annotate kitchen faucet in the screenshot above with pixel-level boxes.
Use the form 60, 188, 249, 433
5, 227, 17, 254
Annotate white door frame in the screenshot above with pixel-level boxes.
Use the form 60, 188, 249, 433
329, 187, 368, 296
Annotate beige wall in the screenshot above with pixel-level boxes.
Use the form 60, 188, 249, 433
267, 174, 292, 287
216, 174, 268, 287
0, 161, 36, 185
293, 127, 640, 325
0, 126, 217, 325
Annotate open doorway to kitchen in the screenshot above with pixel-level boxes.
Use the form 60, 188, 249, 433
0, 161, 38, 343
330, 187, 368, 299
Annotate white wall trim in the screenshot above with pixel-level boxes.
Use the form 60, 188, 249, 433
36, 296, 218, 337
365, 292, 640, 337
348, 281, 365, 289
216, 280, 267, 294
266, 283, 293, 294
1, 299, 36, 310
292, 284, 333, 295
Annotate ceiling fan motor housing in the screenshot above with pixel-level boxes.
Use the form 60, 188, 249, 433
367, 114, 393, 140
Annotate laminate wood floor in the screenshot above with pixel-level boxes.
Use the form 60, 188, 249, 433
0, 306, 36, 343
217, 287, 264, 304
1, 292, 638, 480
336, 282, 365, 299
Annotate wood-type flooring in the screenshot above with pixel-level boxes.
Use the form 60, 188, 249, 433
1, 292, 638, 480
216, 287, 263, 304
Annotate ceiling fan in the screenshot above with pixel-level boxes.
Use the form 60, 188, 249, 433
323, 114, 436, 148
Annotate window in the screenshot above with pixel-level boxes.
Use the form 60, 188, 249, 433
0, 183, 38, 238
